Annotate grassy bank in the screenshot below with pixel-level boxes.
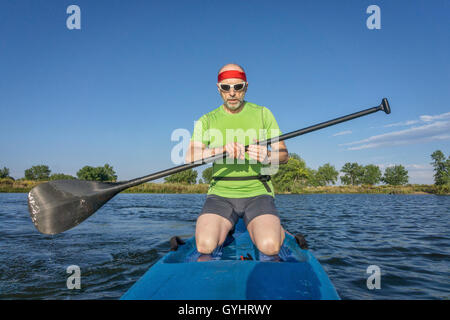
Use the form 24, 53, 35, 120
1, 178, 448, 195
0, 179, 39, 193
122, 182, 209, 194
0, 179, 210, 194
283, 184, 449, 195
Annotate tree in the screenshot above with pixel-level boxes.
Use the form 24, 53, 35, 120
202, 166, 213, 184
102, 164, 117, 181
164, 169, 198, 184
306, 168, 321, 187
24, 165, 51, 181
49, 173, 76, 181
361, 164, 382, 185
382, 165, 409, 185
288, 153, 303, 161
340, 162, 364, 185
77, 164, 117, 181
272, 153, 310, 192
431, 150, 450, 186
0, 167, 10, 179
315, 163, 339, 186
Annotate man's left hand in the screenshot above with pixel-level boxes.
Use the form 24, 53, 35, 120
247, 139, 270, 164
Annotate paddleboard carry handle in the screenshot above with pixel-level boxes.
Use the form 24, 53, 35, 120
170, 236, 185, 251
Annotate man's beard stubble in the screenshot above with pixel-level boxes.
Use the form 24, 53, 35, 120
225, 97, 245, 111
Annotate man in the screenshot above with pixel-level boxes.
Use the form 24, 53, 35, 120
186, 63, 289, 260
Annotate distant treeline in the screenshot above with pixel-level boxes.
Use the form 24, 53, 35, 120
0, 164, 117, 182
163, 150, 449, 192
0, 150, 448, 194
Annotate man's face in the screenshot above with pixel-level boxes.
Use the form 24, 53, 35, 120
217, 78, 248, 111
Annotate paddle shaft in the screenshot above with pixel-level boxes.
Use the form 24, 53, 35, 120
118, 98, 390, 190
28, 98, 391, 235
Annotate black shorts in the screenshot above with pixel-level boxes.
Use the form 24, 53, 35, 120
199, 194, 279, 227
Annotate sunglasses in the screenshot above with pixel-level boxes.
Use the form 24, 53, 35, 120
218, 82, 247, 92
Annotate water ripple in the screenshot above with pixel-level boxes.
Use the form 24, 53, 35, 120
0, 193, 448, 299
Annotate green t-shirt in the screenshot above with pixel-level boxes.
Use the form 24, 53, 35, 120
191, 102, 282, 198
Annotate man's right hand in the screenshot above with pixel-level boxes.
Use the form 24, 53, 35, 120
223, 142, 245, 160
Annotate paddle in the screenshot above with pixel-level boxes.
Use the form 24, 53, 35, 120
28, 98, 391, 235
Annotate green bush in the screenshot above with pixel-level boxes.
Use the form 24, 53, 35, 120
49, 173, 76, 181
202, 166, 213, 184
0, 178, 14, 185
24, 165, 51, 181
164, 169, 198, 184
0, 167, 10, 179
77, 164, 117, 181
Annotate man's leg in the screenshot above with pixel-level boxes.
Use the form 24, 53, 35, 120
195, 213, 233, 254
247, 214, 285, 256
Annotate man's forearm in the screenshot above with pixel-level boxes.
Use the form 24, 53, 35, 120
187, 146, 288, 164
186, 146, 224, 163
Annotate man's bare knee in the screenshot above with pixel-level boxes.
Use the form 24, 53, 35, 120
195, 213, 232, 254
256, 238, 281, 256
196, 236, 218, 254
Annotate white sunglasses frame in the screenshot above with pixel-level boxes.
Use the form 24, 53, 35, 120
217, 82, 248, 92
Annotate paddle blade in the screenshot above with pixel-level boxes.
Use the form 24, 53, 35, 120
28, 180, 122, 235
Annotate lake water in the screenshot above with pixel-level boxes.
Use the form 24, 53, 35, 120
0, 193, 449, 299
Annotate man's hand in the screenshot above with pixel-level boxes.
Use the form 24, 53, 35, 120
224, 142, 245, 160
247, 139, 270, 164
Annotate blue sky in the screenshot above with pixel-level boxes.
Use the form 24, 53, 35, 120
1, 0, 449, 184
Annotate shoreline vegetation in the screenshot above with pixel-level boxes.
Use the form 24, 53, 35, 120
1, 179, 448, 195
